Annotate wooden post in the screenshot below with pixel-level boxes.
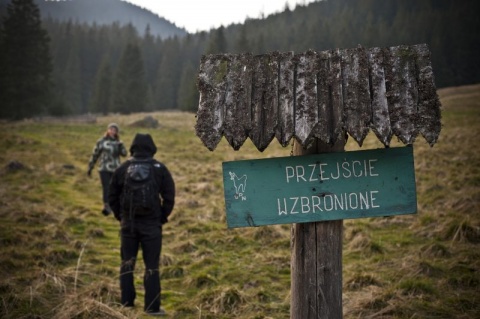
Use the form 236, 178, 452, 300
291, 138, 345, 319
195, 43, 441, 319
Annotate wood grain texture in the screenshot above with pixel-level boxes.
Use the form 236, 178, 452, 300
291, 139, 344, 319
196, 44, 442, 151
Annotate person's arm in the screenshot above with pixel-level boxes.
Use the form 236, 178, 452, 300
108, 167, 124, 221
88, 139, 102, 174
157, 165, 175, 224
118, 141, 127, 157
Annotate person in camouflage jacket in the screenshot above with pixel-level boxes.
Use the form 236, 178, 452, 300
88, 123, 127, 215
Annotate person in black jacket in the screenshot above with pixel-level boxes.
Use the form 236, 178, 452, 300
109, 133, 175, 316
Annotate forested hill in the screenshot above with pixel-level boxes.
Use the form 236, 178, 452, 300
0, 0, 186, 39
1, 0, 478, 119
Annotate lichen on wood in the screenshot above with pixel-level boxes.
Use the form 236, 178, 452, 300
385, 45, 419, 144
294, 50, 319, 147
195, 54, 229, 151
276, 51, 295, 147
196, 44, 442, 152
341, 46, 371, 146
328, 49, 344, 145
249, 53, 279, 151
412, 44, 442, 146
368, 47, 392, 146
312, 50, 331, 145
223, 53, 253, 150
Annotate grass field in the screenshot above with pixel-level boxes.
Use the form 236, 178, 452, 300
0, 84, 479, 318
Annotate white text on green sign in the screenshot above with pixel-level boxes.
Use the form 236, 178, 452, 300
222, 147, 417, 228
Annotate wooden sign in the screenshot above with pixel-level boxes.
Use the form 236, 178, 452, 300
222, 147, 416, 228
196, 44, 442, 151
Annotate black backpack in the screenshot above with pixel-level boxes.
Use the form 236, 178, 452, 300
121, 159, 159, 217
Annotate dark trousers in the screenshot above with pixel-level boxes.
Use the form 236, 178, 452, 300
99, 171, 113, 204
120, 219, 162, 312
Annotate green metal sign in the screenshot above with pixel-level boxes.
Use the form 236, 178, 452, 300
222, 147, 417, 228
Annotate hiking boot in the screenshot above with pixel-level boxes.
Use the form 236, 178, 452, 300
145, 308, 167, 316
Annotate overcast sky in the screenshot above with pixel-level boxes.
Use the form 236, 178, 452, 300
123, 0, 316, 33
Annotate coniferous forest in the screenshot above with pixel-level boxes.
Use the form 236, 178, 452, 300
0, 0, 478, 119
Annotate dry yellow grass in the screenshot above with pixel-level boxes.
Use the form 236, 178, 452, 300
0, 84, 479, 318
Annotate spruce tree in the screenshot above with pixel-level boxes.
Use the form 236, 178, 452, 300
63, 38, 83, 114
0, 0, 53, 119
89, 56, 112, 115
233, 25, 250, 53
112, 43, 147, 114
205, 26, 227, 54
177, 61, 199, 112
154, 37, 180, 110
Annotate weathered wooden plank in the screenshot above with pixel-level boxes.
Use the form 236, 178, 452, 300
291, 221, 322, 318
276, 51, 295, 147
223, 53, 253, 150
315, 220, 343, 319
385, 45, 419, 144
295, 50, 319, 147
368, 47, 393, 146
291, 139, 344, 319
311, 50, 331, 144
249, 53, 279, 151
341, 47, 371, 146
412, 44, 442, 146
291, 219, 343, 319
328, 49, 344, 144
195, 54, 228, 151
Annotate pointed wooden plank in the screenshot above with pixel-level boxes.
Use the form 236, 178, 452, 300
249, 53, 279, 151
368, 47, 393, 146
276, 51, 295, 147
311, 50, 331, 144
412, 44, 442, 146
223, 53, 253, 150
385, 45, 419, 144
341, 46, 371, 146
294, 50, 319, 147
195, 54, 229, 151
328, 49, 344, 144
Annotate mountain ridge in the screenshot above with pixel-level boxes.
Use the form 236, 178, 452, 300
0, 0, 187, 39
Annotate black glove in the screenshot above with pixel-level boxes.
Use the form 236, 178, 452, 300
161, 214, 168, 225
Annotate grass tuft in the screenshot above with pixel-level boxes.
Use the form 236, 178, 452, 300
398, 278, 436, 296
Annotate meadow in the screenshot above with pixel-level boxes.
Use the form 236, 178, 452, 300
0, 84, 478, 318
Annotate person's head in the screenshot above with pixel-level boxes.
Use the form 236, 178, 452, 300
130, 133, 157, 158
105, 123, 120, 140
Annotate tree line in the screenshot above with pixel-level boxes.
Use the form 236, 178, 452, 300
0, 0, 478, 119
